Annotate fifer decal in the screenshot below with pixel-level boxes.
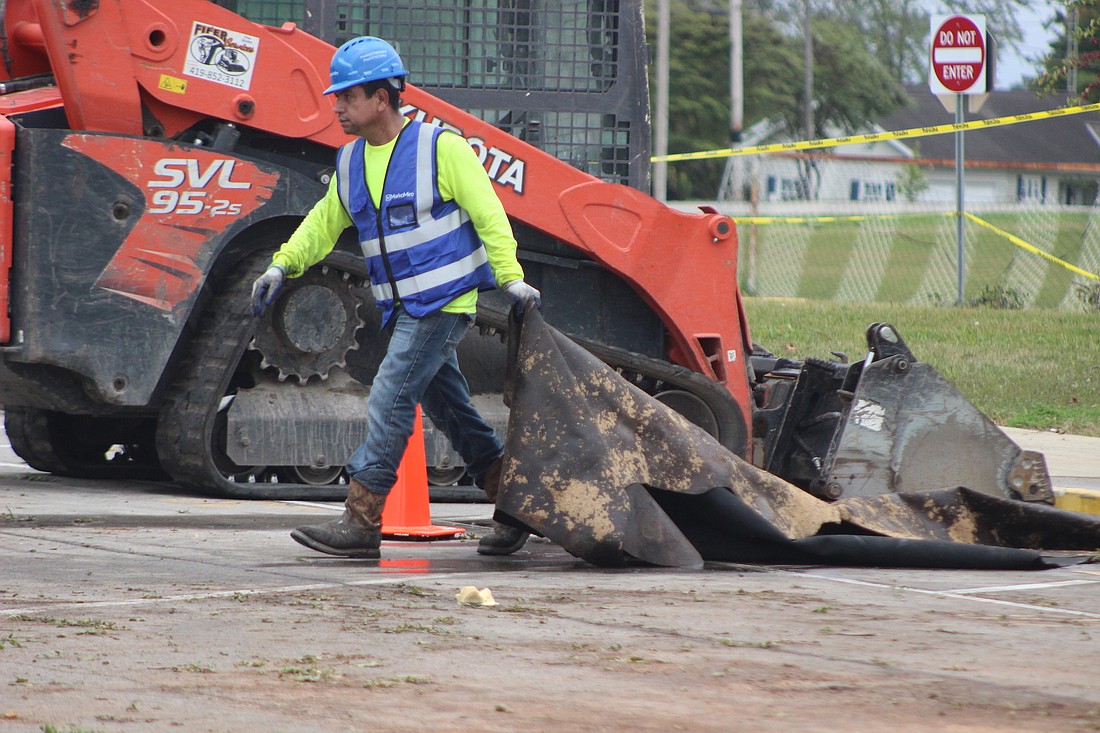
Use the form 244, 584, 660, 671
184, 22, 260, 91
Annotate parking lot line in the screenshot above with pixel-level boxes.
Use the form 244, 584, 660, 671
944, 579, 1100, 594
799, 571, 1100, 619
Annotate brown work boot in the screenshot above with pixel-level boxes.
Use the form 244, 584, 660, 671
291, 479, 385, 558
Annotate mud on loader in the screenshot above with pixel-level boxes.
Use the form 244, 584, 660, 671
0, 0, 1051, 507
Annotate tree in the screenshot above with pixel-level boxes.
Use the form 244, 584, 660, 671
648, 1, 906, 199
647, 2, 802, 199
896, 144, 930, 201
792, 16, 909, 200
763, 0, 1028, 86
816, 0, 929, 82
795, 17, 909, 138
1035, 1, 1100, 103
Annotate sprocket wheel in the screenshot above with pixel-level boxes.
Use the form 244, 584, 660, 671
249, 266, 367, 383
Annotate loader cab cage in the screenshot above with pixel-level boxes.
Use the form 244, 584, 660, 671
214, 0, 650, 190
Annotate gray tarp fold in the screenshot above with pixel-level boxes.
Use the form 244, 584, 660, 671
493, 310, 1100, 569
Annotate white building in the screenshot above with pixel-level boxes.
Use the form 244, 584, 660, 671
718, 86, 1100, 211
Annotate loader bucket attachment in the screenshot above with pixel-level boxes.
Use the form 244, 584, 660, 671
753, 323, 1053, 505
824, 357, 1053, 503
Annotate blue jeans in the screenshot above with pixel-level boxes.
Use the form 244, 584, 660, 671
346, 306, 503, 496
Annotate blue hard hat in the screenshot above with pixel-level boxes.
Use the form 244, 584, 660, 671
325, 36, 409, 95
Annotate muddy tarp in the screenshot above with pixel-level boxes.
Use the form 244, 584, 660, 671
493, 310, 1100, 569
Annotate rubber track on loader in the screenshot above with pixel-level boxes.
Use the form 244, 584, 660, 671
155, 252, 349, 500
5, 406, 166, 481
5, 407, 67, 475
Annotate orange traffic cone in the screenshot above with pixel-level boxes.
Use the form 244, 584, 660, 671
381, 407, 465, 539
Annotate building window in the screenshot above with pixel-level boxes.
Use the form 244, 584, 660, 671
1017, 174, 1045, 203
779, 178, 801, 201
766, 175, 804, 201
849, 179, 896, 202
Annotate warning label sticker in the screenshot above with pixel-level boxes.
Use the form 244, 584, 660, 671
183, 22, 259, 90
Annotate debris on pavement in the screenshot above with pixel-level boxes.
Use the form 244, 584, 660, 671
456, 586, 499, 607
493, 311, 1100, 570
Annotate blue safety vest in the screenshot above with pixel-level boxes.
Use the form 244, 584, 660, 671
334, 120, 494, 324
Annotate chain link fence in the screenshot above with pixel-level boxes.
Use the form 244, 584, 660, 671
682, 155, 1100, 312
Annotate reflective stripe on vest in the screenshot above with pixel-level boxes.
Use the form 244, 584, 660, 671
370, 247, 490, 303
334, 120, 493, 320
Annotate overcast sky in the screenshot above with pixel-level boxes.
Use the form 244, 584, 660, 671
990, 2, 1060, 89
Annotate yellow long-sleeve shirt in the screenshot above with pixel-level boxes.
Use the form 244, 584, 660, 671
271, 119, 524, 315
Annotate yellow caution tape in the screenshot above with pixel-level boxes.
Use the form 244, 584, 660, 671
652, 102, 1100, 163
964, 213, 1100, 281
732, 213, 938, 225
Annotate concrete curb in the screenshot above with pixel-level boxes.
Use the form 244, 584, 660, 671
1002, 427, 1100, 516
1055, 488, 1100, 516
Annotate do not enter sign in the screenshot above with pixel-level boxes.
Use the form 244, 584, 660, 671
929, 15, 986, 94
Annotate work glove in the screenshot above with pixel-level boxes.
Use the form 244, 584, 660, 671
250, 264, 286, 317
504, 279, 541, 315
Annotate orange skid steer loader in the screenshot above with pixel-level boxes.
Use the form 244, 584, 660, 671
0, 0, 1050, 517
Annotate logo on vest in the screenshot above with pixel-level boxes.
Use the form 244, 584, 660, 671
384, 191, 415, 203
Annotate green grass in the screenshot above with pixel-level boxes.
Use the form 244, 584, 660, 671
743, 297, 1100, 437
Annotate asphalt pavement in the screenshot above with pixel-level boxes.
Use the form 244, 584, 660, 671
2, 427, 1099, 732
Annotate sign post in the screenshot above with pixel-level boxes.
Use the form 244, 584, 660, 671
929, 14, 986, 306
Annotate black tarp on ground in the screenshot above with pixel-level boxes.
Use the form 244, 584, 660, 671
492, 310, 1100, 569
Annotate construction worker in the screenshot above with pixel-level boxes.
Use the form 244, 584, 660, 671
250, 36, 536, 559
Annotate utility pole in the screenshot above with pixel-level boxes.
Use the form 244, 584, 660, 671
654, 0, 669, 201
730, 0, 743, 145
801, 0, 813, 200
716, 0, 744, 203
1068, 4, 1079, 95
803, 0, 813, 141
